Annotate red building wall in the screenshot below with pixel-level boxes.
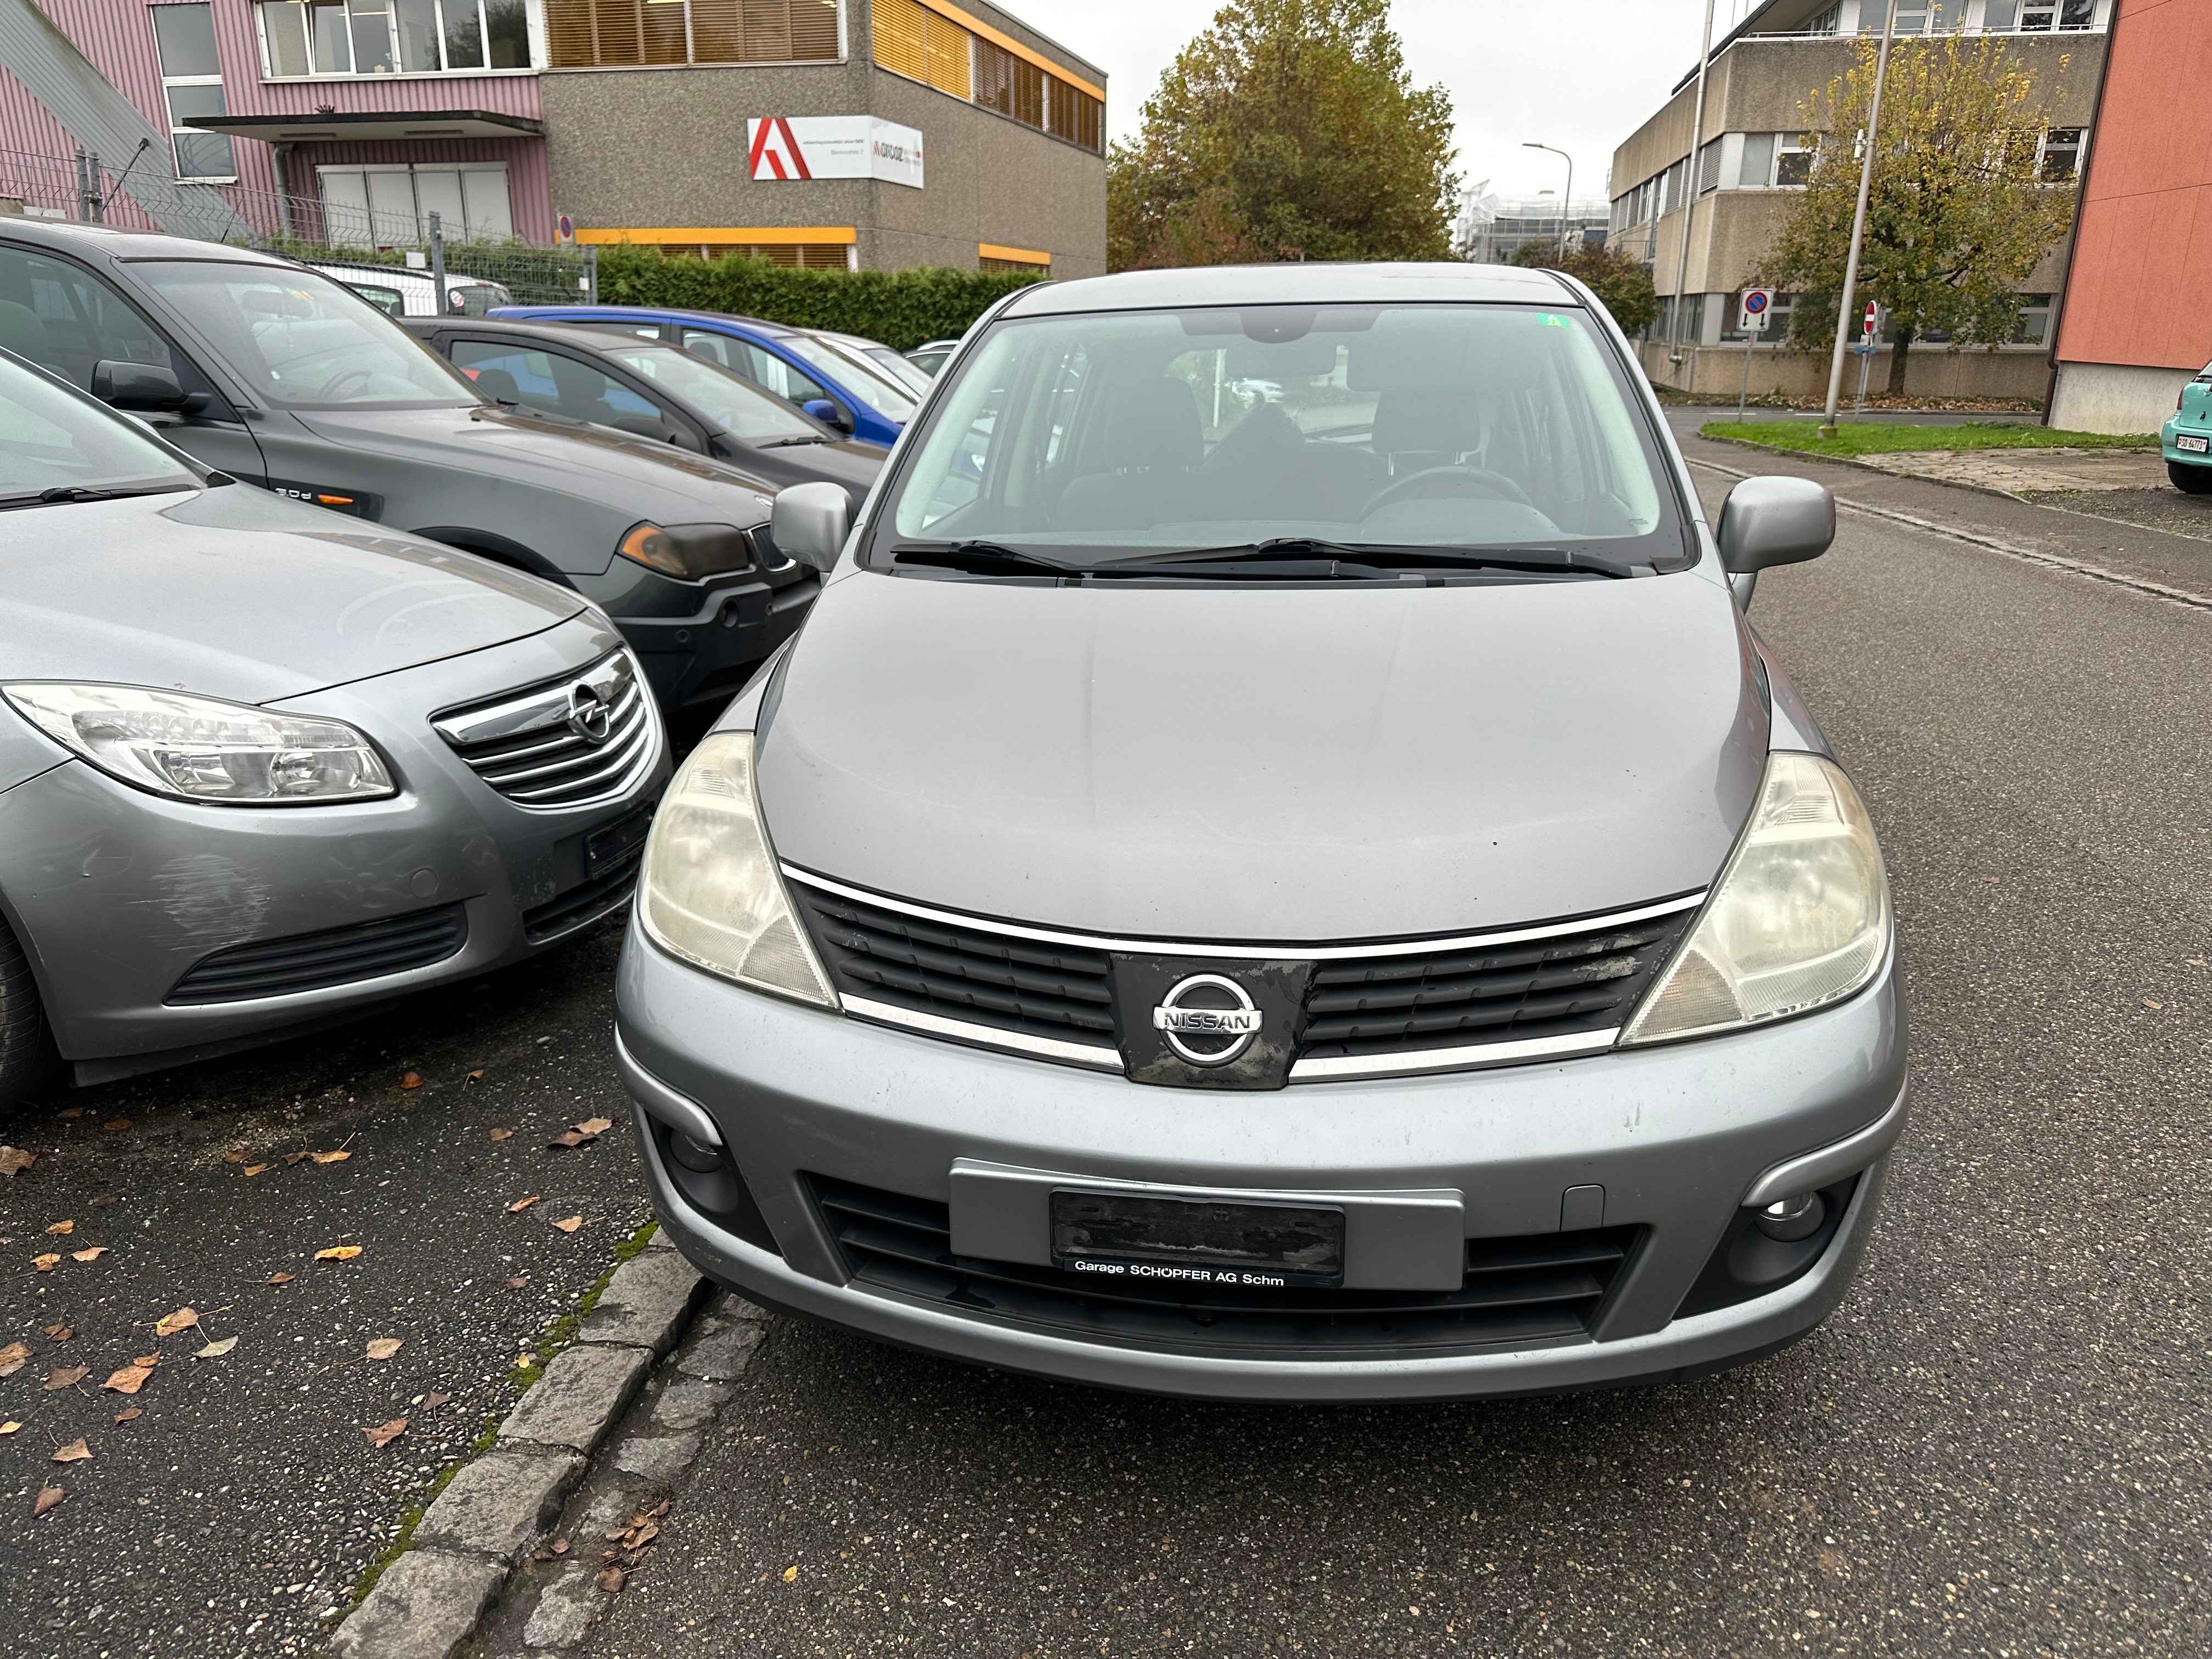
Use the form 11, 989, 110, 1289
2055, 0, 2212, 373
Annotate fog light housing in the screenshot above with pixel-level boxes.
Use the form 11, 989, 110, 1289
1676, 1175, 1860, 1319
644, 1115, 780, 1256
1754, 1192, 1825, 1242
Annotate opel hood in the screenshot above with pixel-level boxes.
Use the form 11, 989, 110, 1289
0, 485, 580, 705
756, 568, 1771, 942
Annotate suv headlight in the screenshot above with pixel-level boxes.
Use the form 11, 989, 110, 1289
638, 731, 838, 1009
3, 682, 393, 805
1622, 751, 1889, 1046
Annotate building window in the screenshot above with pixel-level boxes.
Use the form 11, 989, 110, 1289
1695, 136, 1724, 196
979, 242, 1048, 273
2011, 293, 2055, 344
317, 162, 513, 246
974, 38, 1044, 129
259, 1, 533, 76
2015, 0, 2099, 30
1807, 2, 1841, 31
1775, 133, 1816, 187
873, 0, 969, 99
1737, 132, 1776, 188
2040, 126, 2085, 181
874, 0, 1103, 154
152, 4, 236, 183
540, 0, 837, 68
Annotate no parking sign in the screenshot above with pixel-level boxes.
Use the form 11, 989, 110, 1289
1740, 287, 1775, 334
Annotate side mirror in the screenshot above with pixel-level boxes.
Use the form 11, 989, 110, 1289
802, 397, 852, 433
1716, 475, 1834, 574
93, 359, 188, 413
769, 480, 850, 573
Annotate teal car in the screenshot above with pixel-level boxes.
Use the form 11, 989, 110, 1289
2162, 362, 2212, 494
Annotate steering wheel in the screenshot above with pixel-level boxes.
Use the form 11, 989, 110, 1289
318, 366, 380, 402
1361, 465, 1535, 518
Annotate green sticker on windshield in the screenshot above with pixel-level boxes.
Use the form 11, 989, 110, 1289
1539, 313, 1571, 328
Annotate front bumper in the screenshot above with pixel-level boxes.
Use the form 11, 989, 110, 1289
614, 931, 1909, 1402
580, 563, 819, 712
0, 617, 668, 1079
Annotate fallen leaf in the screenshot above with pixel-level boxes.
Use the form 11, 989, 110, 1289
782, 1565, 799, 1583
551, 1537, 571, 1556
51, 1439, 90, 1464
506, 1276, 528, 1289
132, 1352, 160, 1367
623, 1518, 661, 1549
46, 1363, 91, 1389
363, 1417, 408, 1448
546, 1130, 587, 1149
153, 1307, 199, 1338
506, 1195, 541, 1214
102, 1364, 154, 1395
0, 1146, 36, 1177
421, 1391, 451, 1409
309, 1150, 352, 1165
551, 1215, 584, 1233
194, 1336, 238, 1359
44, 1220, 73, 1235
0, 1342, 28, 1377
365, 1338, 403, 1361
488, 1127, 512, 1141
314, 1246, 363, 1262
513, 1353, 533, 1368
285, 1152, 312, 1167
223, 1149, 247, 1164
33, 1485, 64, 1518
400, 1071, 424, 1090
113, 1407, 142, 1423
574, 1117, 614, 1137
466, 1070, 487, 1085
263, 1272, 295, 1285
57, 1107, 83, 1120
2190, 958, 2208, 967
242, 1164, 271, 1177
70, 1247, 106, 1263
32, 1254, 59, 1272
2144, 998, 2165, 1009
0, 1421, 18, 1435
103, 1119, 131, 1132
43, 1324, 71, 1341
597, 1566, 627, 1594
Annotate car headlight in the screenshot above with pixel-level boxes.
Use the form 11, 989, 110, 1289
615, 522, 755, 579
1622, 751, 1889, 1046
638, 731, 838, 1009
2, 682, 394, 805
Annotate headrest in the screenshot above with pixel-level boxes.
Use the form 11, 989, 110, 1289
1103, 377, 1201, 472
1373, 388, 1486, 456
469, 366, 520, 401
0, 300, 50, 362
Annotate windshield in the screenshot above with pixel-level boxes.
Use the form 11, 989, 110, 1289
782, 335, 917, 422
599, 342, 822, 443
836, 335, 933, 395
133, 262, 477, 408
0, 354, 198, 499
878, 303, 1679, 568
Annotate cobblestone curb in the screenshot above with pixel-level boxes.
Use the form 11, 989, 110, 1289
326, 1229, 729, 1659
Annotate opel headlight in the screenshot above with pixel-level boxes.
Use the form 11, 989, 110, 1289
3, 682, 393, 805
639, 731, 838, 1009
1622, 751, 1889, 1045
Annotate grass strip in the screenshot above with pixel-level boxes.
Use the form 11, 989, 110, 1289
1702, 420, 2160, 458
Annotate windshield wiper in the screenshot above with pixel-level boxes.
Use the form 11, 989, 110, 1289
889, 541, 1088, 578
1126, 537, 1638, 579
0, 482, 196, 511
758, 435, 830, 449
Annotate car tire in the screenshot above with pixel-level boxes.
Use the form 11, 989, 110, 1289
2168, 460, 2212, 495
0, 910, 56, 1116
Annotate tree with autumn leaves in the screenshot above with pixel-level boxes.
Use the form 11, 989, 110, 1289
1760, 34, 2079, 396
1107, 0, 1458, 271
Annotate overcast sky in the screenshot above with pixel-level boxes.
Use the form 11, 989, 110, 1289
1006, 0, 1770, 207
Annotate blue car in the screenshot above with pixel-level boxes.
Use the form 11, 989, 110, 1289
492, 305, 918, 449
2162, 358, 2212, 495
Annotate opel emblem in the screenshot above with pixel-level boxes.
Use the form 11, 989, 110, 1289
1152, 973, 1263, 1067
566, 682, 614, 745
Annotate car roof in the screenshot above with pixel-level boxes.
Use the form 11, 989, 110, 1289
1001, 262, 1578, 318
410, 315, 688, 354
0, 218, 292, 266
518, 304, 792, 337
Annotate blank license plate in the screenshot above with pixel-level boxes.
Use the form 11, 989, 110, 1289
585, 807, 653, 876
1050, 1190, 1345, 1288
2179, 434, 2210, 454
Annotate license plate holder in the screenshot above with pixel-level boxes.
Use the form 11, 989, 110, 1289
1049, 1189, 1346, 1289
2179, 433, 2210, 454
585, 806, 653, 877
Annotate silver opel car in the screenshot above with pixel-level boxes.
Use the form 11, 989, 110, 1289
0, 350, 664, 1102
614, 264, 1906, 1402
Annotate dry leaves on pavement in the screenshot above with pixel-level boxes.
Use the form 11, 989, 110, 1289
547, 1116, 616, 1150
113, 1408, 141, 1424
284, 1152, 312, 1167
365, 1338, 402, 1361
465, 1070, 486, 1086
551, 1216, 585, 1233
194, 1336, 238, 1359
32, 1254, 59, 1272
400, 1071, 424, 1089
0, 1147, 33, 1178
33, 1485, 64, 1517
70, 1248, 106, 1262
363, 1417, 408, 1448
314, 1246, 363, 1262
488, 1127, 512, 1141
103, 1362, 155, 1395
44, 1324, 71, 1341
782, 1565, 799, 1583
242, 1164, 270, 1177
103, 1119, 129, 1132
43, 1367, 88, 1391
309, 1150, 352, 1165
596, 1566, 627, 1594
263, 1272, 295, 1285
50, 1439, 90, 1464
506, 1195, 541, 1214
153, 1308, 199, 1338
0, 1421, 19, 1435
44, 1220, 72, 1235
0, 1342, 29, 1378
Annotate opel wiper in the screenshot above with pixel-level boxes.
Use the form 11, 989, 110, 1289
759, 435, 830, 449
890, 541, 1087, 578
1128, 538, 1636, 579
0, 482, 196, 510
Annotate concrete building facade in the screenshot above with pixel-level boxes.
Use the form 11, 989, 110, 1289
1606, 0, 2108, 402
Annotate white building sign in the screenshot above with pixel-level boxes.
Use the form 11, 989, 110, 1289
748, 117, 925, 190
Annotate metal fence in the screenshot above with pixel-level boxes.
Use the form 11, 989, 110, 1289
0, 144, 591, 303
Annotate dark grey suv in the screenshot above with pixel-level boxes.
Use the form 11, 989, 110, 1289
0, 222, 814, 712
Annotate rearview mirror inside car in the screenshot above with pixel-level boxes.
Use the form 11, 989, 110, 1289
769, 481, 850, 573
1716, 475, 1835, 574
92, 359, 188, 413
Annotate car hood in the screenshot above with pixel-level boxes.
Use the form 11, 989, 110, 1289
0, 486, 580, 705
295, 405, 775, 524
757, 567, 1772, 941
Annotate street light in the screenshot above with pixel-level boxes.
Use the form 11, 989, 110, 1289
1522, 143, 1573, 258
1820, 0, 1900, 436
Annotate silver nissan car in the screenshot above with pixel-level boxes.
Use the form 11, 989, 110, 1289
614, 263, 1907, 1402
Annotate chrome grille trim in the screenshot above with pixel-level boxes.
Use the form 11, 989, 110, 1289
433, 650, 661, 811
843, 994, 1126, 1071
1288, 1027, 1623, 1082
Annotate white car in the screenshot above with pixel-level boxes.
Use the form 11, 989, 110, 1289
312, 263, 515, 319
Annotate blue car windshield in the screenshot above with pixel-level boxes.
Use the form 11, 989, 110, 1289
877, 303, 1677, 563
781, 335, 917, 422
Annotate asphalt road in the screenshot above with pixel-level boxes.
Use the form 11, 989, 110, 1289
556, 450, 2212, 1657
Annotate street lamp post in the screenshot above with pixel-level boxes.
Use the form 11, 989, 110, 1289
1668, 0, 1719, 370
1522, 143, 1573, 259
1820, 0, 1901, 437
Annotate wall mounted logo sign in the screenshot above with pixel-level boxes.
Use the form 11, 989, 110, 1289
747, 117, 926, 190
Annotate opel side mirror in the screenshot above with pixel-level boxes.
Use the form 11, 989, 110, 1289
769, 481, 850, 573
1716, 475, 1835, 574
93, 360, 188, 413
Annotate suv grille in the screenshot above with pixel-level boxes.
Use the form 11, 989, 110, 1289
814, 1177, 1638, 1355
791, 884, 1118, 1058
167, 904, 467, 1006
432, 650, 656, 810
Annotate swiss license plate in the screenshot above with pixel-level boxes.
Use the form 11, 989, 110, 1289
585, 806, 652, 877
1050, 1190, 1346, 1289
2177, 433, 2209, 454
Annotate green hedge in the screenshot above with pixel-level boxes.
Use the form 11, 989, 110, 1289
590, 247, 1047, 351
